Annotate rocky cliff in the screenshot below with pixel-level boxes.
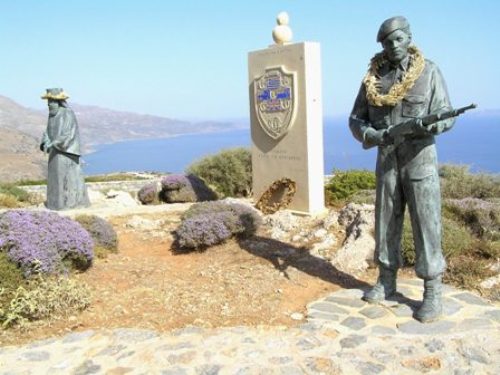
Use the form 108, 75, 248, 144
0, 95, 244, 182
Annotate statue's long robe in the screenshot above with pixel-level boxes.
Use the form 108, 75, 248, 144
41, 107, 90, 210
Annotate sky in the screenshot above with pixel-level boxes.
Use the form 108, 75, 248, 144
1, 0, 499, 121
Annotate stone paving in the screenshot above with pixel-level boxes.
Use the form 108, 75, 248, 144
0, 279, 499, 374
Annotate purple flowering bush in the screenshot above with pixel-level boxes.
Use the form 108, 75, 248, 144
160, 174, 217, 203
75, 215, 118, 257
138, 182, 160, 205
175, 201, 261, 249
176, 215, 233, 249
161, 174, 189, 190
0, 210, 94, 277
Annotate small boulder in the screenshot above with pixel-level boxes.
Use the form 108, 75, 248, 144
331, 203, 376, 273
160, 174, 217, 203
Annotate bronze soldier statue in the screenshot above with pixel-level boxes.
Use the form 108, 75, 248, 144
40, 88, 90, 210
349, 16, 456, 322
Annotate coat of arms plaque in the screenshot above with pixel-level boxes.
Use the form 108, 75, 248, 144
254, 66, 297, 140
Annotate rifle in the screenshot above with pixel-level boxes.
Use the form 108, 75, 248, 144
387, 103, 477, 140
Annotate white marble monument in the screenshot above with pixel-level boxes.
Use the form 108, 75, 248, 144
248, 12, 325, 214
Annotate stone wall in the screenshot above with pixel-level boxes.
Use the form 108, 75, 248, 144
20, 179, 157, 199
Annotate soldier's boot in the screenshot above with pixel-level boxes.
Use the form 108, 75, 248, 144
362, 268, 397, 303
414, 276, 443, 323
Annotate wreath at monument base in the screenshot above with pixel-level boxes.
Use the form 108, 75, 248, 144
255, 177, 297, 215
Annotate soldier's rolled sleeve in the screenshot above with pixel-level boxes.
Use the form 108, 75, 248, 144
349, 83, 371, 143
428, 65, 455, 135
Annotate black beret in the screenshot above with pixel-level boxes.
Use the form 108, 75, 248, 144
377, 16, 410, 42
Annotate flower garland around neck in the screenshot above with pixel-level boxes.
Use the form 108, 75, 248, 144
363, 45, 425, 107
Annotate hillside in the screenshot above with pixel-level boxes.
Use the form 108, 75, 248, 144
0, 95, 244, 182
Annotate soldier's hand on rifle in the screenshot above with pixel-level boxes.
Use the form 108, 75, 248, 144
413, 119, 429, 136
364, 127, 393, 147
426, 122, 445, 135
414, 119, 446, 136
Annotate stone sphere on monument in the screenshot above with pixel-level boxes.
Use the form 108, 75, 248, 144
272, 11, 293, 44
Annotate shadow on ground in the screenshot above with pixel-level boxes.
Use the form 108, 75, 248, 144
237, 235, 370, 290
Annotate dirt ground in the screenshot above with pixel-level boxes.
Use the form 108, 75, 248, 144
0, 209, 382, 347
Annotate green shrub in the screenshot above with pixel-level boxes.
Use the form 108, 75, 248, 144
187, 148, 252, 198
471, 239, 500, 260
444, 198, 500, 241
0, 193, 22, 208
439, 164, 500, 199
0, 252, 25, 291
0, 253, 27, 309
325, 170, 376, 205
349, 189, 377, 205
401, 214, 474, 266
444, 256, 495, 290
85, 173, 155, 183
15, 179, 47, 186
0, 275, 91, 328
0, 184, 30, 207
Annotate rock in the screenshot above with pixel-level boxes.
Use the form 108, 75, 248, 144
355, 361, 385, 375
263, 211, 300, 232
322, 210, 340, 230
397, 320, 456, 335
480, 274, 500, 289
330, 203, 375, 273
313, 228, 328, 239
339, 334, 367, 348
105, 189, 120, 198
451, 292, 490, 306
309, 234, 337, 258
161, 174, 216, 203
359, 305, 388, 319
106, 190, 138, 207
126, 215, 163, 231
340, 317, 367, 330
87, 189, 106, 203
489, 260, 500, 273
425, 338, 445, 353
290, 312, 304, 321
19, 351, 51, 361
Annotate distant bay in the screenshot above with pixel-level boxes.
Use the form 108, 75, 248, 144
83, 116, 500, 175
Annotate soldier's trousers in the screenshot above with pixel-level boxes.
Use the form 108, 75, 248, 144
374, 141, 446, 279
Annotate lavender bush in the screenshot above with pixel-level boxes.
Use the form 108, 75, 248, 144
75, 215, 118, 252
176, 215, 232, 248
138, 182, 159, 205
175, 201, 261, 249
161, 174, 190, 190
160, 174, 217, 203
0, 210, 93, 276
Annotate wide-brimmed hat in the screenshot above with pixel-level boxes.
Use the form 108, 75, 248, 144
41, 88, 70, 100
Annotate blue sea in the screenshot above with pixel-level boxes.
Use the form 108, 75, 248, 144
83, 116, 500, 175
